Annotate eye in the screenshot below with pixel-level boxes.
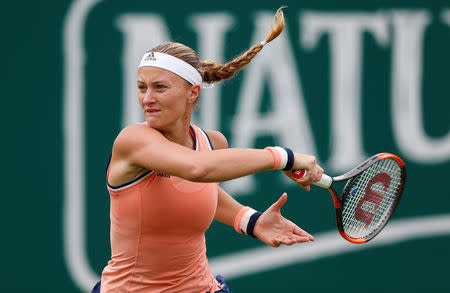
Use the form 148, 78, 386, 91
155, 84, 167, 89
137, 84, 146, 91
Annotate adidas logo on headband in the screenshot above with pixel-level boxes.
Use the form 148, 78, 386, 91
143, 52, 156, 61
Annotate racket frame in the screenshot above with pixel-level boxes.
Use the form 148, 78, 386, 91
325, 153, 406, 244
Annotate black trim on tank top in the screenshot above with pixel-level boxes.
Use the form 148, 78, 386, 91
105, 154, 152, 190
190, 125, 197, 150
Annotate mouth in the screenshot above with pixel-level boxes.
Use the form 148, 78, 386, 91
145, 108, 161, 114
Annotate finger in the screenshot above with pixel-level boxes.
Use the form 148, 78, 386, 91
270, 192, 288, 212
312, 166, 324, 182
297, 183, 310, 191
291, 235, 313, 243
291, 172, 313, 191
278, 235, 311, 245
292, 225, 314, 241
317, 166, 324, 180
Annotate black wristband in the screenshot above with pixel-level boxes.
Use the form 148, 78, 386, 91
246, 211, 263, 238
283, 148, 294, 171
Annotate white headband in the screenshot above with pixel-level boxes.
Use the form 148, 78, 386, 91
138, 52, 213, 88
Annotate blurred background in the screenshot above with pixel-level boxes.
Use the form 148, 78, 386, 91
3, 0, 450, 291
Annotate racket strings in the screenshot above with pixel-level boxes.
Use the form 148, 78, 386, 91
342, 159, 402, 238
344, 161, 400, 235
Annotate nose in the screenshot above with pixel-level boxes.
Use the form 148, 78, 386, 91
142, 88, 155, 104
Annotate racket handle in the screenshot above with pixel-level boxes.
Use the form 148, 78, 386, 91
314, 174, 333, 188
291, 169, 333, 189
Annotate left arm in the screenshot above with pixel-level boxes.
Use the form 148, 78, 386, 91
207, 130, 314, 247
205, 130, 245, 226
214, 186, 244, 226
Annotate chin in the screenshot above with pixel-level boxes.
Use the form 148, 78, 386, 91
146, 119, 165, 130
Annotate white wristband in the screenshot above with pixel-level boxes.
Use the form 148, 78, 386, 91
265, 146, 294, 170
272, 147, 288, 170
240, 208, 257, 233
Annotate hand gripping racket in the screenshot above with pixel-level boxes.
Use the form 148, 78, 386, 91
292, 153, 406, 244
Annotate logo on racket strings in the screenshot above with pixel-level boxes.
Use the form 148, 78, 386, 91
349, 187, 358, 196
354, 172, 392, 227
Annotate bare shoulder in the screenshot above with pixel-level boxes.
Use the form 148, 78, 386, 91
205, 130, 228, 150
108, 124, 160, 185
113, 123, 163, 154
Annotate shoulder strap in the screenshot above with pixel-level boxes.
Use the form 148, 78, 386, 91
190, 125, 214, 151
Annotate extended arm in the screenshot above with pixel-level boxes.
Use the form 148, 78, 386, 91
111, 124, 322, 185
113, 124, 275, 182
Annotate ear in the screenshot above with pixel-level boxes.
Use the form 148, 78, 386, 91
187, 84, 201, 105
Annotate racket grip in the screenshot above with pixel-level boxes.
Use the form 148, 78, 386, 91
291, 169, 333, 188
314, 174, 333, 188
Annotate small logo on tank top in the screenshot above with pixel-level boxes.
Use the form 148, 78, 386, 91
156, 172, 171, 178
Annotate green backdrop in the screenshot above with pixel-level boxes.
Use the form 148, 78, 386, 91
3, 0, 450, 291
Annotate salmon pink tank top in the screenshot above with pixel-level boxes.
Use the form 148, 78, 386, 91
100, 125, 221, 293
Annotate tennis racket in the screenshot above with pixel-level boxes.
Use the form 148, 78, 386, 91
292, 153, 406, 244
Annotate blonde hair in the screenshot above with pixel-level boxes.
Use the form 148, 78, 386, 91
149, 6, 286, 84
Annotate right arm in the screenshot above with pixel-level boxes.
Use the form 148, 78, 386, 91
111, 124, 321, 184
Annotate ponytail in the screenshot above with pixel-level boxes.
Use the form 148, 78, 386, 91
200, 6, 286, 83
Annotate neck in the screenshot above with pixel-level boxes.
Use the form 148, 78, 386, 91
161, 128, 193, 149
159, 112, 194, 149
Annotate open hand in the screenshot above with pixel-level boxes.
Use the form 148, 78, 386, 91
253, 193, 314, 247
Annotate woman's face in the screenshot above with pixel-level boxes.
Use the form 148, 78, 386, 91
137, 66, 200, 130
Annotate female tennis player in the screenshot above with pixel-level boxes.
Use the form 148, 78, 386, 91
92, 7, 323, 293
